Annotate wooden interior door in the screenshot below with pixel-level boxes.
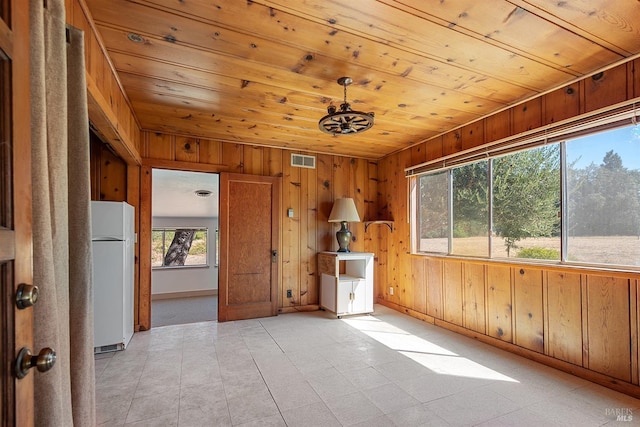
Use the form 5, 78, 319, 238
218, 173, 280, 322
1, 1, 34, 425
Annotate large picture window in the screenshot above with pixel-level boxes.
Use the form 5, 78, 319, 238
152, 228, 209, 268
412, 122, 640, 267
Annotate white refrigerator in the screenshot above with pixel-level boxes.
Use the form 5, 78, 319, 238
91, 201, 135, 353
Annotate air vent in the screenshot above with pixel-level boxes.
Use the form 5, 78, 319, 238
94, 344, 119, 354
291, 153, 316, 169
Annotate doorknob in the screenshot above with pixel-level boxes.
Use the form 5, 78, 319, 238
15, 283, 39, 309
15, 347, 56, 379
272, 250, 278, 263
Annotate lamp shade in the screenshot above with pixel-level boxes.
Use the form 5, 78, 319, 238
328, 198, 360, 223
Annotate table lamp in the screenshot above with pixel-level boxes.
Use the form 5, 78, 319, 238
328, 198, 360, 252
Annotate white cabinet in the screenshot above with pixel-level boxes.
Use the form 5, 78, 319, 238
318, 251, 374, 318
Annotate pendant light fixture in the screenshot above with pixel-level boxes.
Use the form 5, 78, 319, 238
318, 77, 374, 135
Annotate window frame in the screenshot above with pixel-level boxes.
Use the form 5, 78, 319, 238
410, 113, 640, 270
152, 227, 210, 269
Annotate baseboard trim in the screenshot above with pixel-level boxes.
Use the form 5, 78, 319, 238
152, 289, 218, 300
279, 304, 319, 313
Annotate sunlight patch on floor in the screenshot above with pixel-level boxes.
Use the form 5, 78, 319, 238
342, 315, 518, 383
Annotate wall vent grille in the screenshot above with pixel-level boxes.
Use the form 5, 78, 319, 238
291, 153, 316, 169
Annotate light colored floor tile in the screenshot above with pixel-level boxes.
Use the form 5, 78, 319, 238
218, 357, 259, 379
307, 366, 359, 400
95, 356, 111, 379
343, 366, 391, 390
125, 412, 178, 426
235, 413, 286, 427
226, 389, 280, 425
96, 395, 132, 426
222, 371, 269, 401
253, 352, 300, 385
351, 414, 396, 426
475, 408, 568, 427
386, 403, 451, 427
94, 304, 640, 427
324, 390, 384, 426
281, 401, 341, 427
483, 377, 565, 406
269, 379, 322, 411
396, 371, 487, 403
287, 349, 333, 376
178, 383, 231, 427
180, 364, 222, 388
134, 369, 181, 399
96, 381, 138, 403
525, 398, 607, 426
530, 383, 640, 425
125, 389, 179, 424
363, 382, 420, 414
376, 358, 432, 383
425, 388, 520, 426
98, 365, 144, 389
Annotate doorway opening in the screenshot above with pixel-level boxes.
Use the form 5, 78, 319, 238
150, 169, 219, 327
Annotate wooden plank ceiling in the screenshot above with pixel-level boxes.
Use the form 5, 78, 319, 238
84, 0, 640, 159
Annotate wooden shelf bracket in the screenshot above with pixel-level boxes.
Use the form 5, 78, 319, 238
364, 220, 394, 232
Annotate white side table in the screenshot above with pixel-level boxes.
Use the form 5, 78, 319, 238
318, 251, 374, 318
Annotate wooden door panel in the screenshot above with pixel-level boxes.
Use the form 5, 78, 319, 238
1, 1, 33, 425
228, 275, 271, 305
219, 173, 280, 321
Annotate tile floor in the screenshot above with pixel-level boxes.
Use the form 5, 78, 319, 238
95, 305, 640, 426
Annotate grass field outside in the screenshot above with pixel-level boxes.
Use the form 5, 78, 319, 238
419, 235, 640, 266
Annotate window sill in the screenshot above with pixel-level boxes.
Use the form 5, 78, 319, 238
411, 252, 640, 275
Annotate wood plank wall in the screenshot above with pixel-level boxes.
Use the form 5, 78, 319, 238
71, 0, 640, 396
140, 132, 380, 322
69, 0, 145, 327
67, 0, 141, 165
90, 131, 128, 201
378, 59, 640, 397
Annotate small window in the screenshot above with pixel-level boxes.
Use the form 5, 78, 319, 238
152, 228, 208, 268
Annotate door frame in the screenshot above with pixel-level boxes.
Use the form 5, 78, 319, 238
2, 1, 35, 425
139, 162, 280, 329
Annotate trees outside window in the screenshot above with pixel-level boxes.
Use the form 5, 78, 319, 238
452, 161, 489, 257
492, 146, 560, 258
152, 228, 208, 268
418, 172, 448, 253
414, 123, 640, 267
566, 127, 640, 265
